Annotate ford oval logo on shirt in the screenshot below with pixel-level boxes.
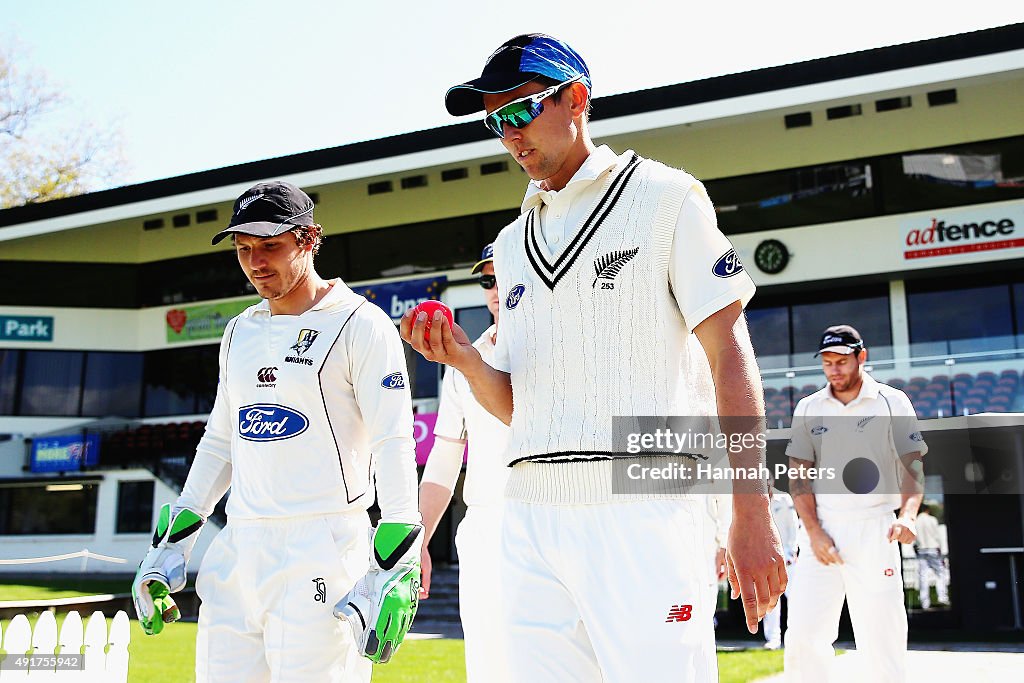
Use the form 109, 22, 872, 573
712, 249, 744, 278
238, 404, 309, 442
506, 284, 526, 310
381, 372, 406, 390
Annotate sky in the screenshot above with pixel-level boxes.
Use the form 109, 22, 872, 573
4, 0, 1022, 189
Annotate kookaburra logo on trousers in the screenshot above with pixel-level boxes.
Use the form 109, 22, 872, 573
313, 578, 326, 603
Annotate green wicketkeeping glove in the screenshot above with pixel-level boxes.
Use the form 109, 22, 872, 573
334, 522, 423, 664
131, 504, 205, 635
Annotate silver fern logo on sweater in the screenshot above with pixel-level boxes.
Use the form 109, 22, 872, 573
592, 247, 640, 289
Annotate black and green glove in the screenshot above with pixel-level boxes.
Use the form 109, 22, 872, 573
334, 522, 422, 664
131, 504, 204, 635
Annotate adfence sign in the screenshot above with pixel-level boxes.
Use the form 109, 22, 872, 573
359, 277, 447, 323
902, 204, 1024, 261
166, 299, 257, 343
0, 315, 54, 342
30, 433, 100, 473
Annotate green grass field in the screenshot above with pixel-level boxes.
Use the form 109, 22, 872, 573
1, 583, 783, 681
0, 578, 134, 602
0, 616, 783, 683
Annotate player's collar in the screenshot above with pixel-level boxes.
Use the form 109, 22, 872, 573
310, 278, 352, 311
252, 278, 351, 316
826, 372, 880, 404
521, 145, 620, 212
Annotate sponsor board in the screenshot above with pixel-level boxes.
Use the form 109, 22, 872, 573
359, 277, 447, 323
902, 206, 1024, 261
166, 300, 257, 343
30, 434, 100, 472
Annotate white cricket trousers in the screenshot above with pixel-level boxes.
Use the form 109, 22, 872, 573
784, 511, 907, 682
501, 499, 717, 682
195, 511, 372, 683
456, 504, 512, 683
762, 595, 784, 646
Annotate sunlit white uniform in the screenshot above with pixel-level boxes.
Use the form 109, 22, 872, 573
784, 373, 926, 682
491, 146, 755, 682
763, 490, 798, 648
178, 280, 419, 683
422, 324, 511, 682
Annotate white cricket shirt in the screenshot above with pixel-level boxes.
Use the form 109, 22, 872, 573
786, 373, 927, 518
193, 279, 419, 522
429, 325, 510, 507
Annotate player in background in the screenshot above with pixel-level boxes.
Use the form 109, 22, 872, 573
404, 34, 786, 682
763, 482, 798, 649
784, 324, 925, 682
131, 181, 422, 682
418, 244, 511, 682
914, 502, 949, 609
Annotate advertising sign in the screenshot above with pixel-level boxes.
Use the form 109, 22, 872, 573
166, 299, 257, 343
30, 434, 100, 473
359, 277, 447, 323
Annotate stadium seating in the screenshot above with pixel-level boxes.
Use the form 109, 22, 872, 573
762, 368, 1022, 423
98, 420, 206, 467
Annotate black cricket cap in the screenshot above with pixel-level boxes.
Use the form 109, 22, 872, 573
816, 325, 865, 356
211, 181, 315, 245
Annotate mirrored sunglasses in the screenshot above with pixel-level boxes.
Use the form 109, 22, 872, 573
478, 274, 497, 290
483, 77, 581, 139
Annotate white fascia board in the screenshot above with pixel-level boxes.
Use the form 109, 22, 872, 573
591, 49, 1024, 138
4, 50, 1022, 244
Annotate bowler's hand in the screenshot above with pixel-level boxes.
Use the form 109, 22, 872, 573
726, 507, 788, 634
419, 544, 432, 599
809, 528, 843, 565
401, 309, 476, 370
887, 517, 916, 544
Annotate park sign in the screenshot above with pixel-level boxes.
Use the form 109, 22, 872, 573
30, 433, 100, 473
166, 299, 258, 343
0, 315, 54, 342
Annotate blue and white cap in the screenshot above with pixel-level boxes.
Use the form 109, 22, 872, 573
471, 243, 494, 274
445, 34, 591, 116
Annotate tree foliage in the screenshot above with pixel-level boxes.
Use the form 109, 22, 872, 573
0, 44, 123, 209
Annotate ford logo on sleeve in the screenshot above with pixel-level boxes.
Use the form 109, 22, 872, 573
381, 372, 406, 389
506, 284, 526, 310
712, 249, 744, 278
238, 404, 309, 441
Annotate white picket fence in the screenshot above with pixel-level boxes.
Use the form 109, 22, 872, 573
0, 610, 129, 681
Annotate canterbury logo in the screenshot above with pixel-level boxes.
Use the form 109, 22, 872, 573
257, 367, 277, 383
593, 247, 639, 288
237, 193, 264, 214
